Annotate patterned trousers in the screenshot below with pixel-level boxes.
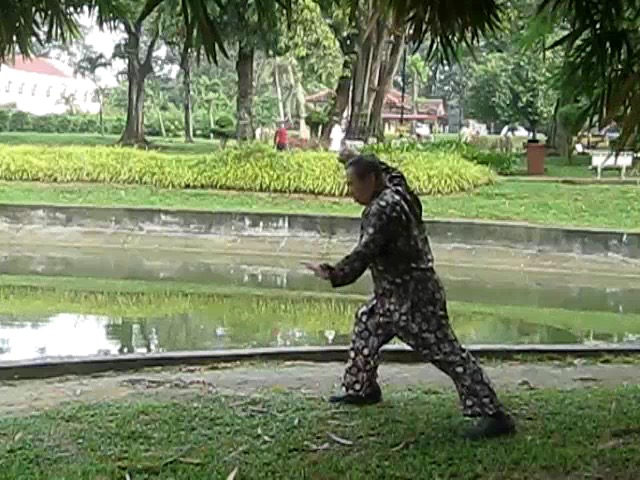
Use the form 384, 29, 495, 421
342, 277, 504, 417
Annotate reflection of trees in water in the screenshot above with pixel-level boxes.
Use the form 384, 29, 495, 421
456, 318, 580, 345
99, 297, 637, 354
105, 318, 156, 354
0, 338, 8, 354
0, 314, 50, 330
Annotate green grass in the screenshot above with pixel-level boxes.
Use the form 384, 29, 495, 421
1, 387, 639, 479
0, 180, 636, 229
0, 132, 220, 155
513, 155, 637, 179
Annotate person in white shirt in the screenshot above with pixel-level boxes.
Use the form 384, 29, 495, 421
329, 123, 345, 152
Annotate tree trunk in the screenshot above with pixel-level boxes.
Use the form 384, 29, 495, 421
209, 100, 215, 131
156, 106, 166, 137
365, 19, 386, 118
274, 60, 285, 121
98, 91, 104, 136
119, 23, 158, 146
180, 7, 194, 143
347, 36, 372, 139
181, 51, 194, 143
369, 30, 405, 140
411, 70, 419, 134
548, 99, 560, 149
321, 61, 352, 143
236, 41, 255, 141
120, 73, 147, 145
288, 59, 307, 137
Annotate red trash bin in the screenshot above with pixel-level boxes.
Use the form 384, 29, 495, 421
526, 142, 545, 175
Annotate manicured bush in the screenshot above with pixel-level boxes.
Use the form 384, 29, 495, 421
0, 143, 495, 195
364, 139, 519, 175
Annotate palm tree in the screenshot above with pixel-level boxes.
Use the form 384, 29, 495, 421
1, 0, 226, 63
75, 49, 112, 135
539, 0, 640, 149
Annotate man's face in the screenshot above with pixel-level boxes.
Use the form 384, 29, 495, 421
346, 167, 376, 206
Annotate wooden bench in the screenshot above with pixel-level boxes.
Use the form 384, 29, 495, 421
590, 150, 634, 179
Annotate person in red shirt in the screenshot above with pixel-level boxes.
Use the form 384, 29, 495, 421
274, 122, 288, 151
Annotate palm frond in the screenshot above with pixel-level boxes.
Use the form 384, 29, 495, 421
390, 0, 502, 62
540, 0, 640, 149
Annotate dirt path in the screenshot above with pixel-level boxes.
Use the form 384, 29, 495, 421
1, 361, 638, 417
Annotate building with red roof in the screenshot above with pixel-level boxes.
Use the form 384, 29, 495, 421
0, 55, 99, 116
306, 88, 448, 135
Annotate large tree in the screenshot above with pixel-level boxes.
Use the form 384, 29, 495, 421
316, 0, 502, 141
75, 48, 112, 135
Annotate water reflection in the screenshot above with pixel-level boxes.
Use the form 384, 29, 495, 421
3, 252, 640, 314
1, 309, 639, 362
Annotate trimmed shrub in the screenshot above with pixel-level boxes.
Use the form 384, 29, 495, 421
0, 143, 494, 195
363, 139, 519, 175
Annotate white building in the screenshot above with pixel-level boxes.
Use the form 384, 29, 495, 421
0, 56, 100, 116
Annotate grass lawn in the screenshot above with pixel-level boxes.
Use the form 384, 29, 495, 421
0, 132, 220, 155
513, 155, 637, 179
0, 180, 637, 229
1, 387, 639, 479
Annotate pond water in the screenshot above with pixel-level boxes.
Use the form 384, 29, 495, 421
1, 254, 640, 361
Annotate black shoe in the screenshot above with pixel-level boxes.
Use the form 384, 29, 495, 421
464, 412, 516, 440
329, 384, 382, 406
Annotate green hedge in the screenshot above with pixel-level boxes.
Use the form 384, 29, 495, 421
0, 143, 495, 195
0, 110, 226, 139
364, 139, 519, 175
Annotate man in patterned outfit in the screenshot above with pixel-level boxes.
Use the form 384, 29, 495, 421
305, 154, 515, 440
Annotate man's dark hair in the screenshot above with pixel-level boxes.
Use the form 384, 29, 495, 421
344, 153, 383, 181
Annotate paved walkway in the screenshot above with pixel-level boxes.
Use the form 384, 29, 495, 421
502, 176, 639, 185
1, 362, 639, 417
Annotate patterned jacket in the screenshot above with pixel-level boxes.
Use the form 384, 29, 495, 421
325, 185, 435, 296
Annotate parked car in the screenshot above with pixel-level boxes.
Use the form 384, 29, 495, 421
500, 125, 530, 137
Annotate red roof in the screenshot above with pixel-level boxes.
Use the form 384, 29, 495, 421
6, 55, 70, 78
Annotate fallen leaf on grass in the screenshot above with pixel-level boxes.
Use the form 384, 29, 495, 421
177, 458, 203, 465
225, 445, 248, 461
391, 441, 411, 452
227, 467, 239, 480
304, 441, 331, 452
13, 432, 23, 442
327, 420, 358, 427
327, 432, 354, 446
598, 438, 628, 450
257, 427, 273, 442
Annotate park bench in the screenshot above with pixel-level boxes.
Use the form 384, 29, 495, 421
589, 149, 634, 179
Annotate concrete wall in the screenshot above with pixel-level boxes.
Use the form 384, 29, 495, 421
0, 203, 638, 259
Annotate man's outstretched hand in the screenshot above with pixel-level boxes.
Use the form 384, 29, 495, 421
302, 262, 332, 280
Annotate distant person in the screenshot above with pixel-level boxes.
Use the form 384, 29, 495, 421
274, 122, 288, 151
305, 153, 516, 441
329, 123, 345, 152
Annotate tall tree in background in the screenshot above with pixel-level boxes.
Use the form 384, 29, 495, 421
75, 48, 112, 135
111, 1, 166, 146
318, 0, 502, 141
162, 2, 197, 142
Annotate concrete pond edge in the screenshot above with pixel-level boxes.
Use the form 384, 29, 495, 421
0, 202, 638, 259
2, 344, 640, 381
